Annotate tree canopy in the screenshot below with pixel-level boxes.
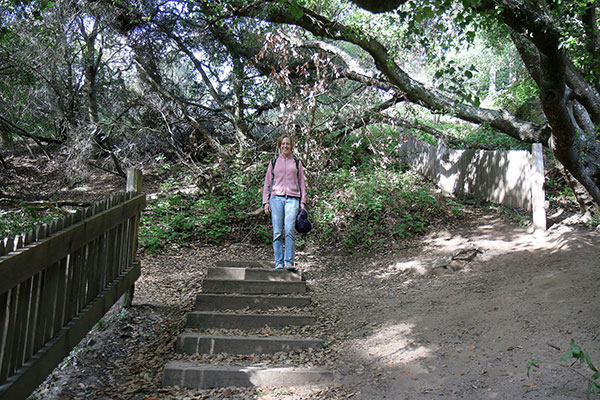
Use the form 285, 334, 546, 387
1, 0, 599, 209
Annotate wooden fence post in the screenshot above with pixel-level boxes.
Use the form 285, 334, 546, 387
531, 143, 547, 232
122, 168, 142, 308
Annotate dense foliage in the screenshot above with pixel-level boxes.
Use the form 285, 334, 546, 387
138, 159, 464, 254
0, 204, 63, 238
1, 0, 599, 229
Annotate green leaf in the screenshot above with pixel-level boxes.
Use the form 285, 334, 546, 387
526, 359, 540, 378
584, 353, 597, 372
423, 6, 434, 18
289, 3, 304, 19
570, 339, 582, 358
560, 350, 573, 362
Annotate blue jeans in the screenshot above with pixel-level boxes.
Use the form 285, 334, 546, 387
270, 196, 299, 267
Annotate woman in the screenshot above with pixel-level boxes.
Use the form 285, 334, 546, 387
262, 135, 307, 271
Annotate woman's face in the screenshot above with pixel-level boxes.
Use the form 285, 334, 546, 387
280, 137, 292, 156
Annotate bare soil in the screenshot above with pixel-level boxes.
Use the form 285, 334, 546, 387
29, 208, 598, 400
2, 145, 599, 399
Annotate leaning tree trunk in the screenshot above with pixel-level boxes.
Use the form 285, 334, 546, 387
233, 1, 600, 207
80, 17, 126, 178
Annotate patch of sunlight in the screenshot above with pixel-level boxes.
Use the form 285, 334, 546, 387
368, 259, 443, 279
66, 185, 91, 192
357, 323, 433, 370
425, 220, 568, 255
383, 260, 428, 277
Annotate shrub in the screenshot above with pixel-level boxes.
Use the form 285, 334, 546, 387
0, 204, 63, 238
310, 166, 462, 253
460, 123, 529, 150
139, 161, 270, 253
138, 159, 466, 254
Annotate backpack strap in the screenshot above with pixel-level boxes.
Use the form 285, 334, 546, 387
271, 158, 277, 180
296, 159, 302, 203
271, 158, 299, 179
268, 158, 277, 201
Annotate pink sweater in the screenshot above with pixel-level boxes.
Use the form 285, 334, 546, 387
262, 154, 307, 205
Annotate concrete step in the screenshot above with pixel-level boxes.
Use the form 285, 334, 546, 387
202, 279, 307, 294
195, 293, 311, 311
216, 260, 272, 268
206, 266, 303, 281
176, 334, 324, 355
186, 311, 315, 329
163, 362, 334, 389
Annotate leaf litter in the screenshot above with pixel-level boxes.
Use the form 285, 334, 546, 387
31, 209, 600, 400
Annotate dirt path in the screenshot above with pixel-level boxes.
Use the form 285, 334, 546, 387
33, 207, 599, 400
304, 209, 599, 399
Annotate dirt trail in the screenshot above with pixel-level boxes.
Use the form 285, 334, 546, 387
32, 207, 599, 400
303, 209, 599, 399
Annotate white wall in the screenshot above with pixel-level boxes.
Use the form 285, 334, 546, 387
399, 138, 541, 211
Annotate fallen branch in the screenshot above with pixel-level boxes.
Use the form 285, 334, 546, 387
0, 115, 62, 158
90, 131, 126, 178
0, 198, 91, 209
86, 160, 125, 177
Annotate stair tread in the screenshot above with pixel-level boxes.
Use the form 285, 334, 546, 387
189, 311, 313, 316
197, 293, 310, 298
178, 333, 322, 340
216, 260, 273, 268
204, 278, 305, 283
194, 293, 312, 311
163, 361, 334, 389
207, 267, 302, 278
167, 361, 331, 370
202, 279, 307, 294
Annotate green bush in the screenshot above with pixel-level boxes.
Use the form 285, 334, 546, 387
326, 126, 414, 170
461, 123, 529, 150
139, 162, 270, 253
310, 166, 462, 253
140, 191, 240, 253
0, 204, 63, 238
139, 158, 465, 254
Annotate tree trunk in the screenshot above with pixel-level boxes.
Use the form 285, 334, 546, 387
158, 24, 253, 152
134, 60, 227, 157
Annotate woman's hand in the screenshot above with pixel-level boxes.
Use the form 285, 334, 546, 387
264, 203, 271, 215
301, 202, 306, 210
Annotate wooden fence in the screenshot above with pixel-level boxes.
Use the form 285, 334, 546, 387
0, 170, 145, 399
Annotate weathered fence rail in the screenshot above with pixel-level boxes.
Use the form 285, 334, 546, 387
0, 175, 145, 399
